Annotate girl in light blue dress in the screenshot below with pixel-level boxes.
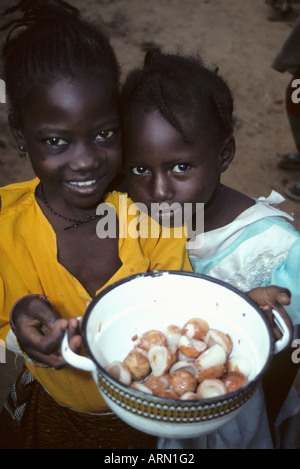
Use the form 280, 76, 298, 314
120, 48, 300, 448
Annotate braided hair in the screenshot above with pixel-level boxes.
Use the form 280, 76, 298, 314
121, 48, 234, 148
0, 0, 120, 127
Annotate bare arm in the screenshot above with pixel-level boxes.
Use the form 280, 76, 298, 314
247, 285, 299, 445
262, 327, 299, 446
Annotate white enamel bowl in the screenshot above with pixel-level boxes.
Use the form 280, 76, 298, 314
62, 271, 291, 439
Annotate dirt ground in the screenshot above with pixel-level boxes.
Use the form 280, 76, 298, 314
0, 0, 300, 448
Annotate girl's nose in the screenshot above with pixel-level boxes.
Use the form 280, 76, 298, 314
69, 143, 104, 172
150, 172, 174, 201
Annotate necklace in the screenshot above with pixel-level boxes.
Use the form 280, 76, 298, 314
40, 183, 101, 230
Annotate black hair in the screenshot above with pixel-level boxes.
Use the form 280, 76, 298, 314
0, 0, 120, 127
120, 48, 234, 147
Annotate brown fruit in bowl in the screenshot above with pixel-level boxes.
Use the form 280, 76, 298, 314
105, 361, 132, 385
178, 335, 208, 358
182, 318, 209, 340
169, 370, 197, 396
155, 388, 179, 399
197, 379, 227, 398
195, 343, 227, 382
196, 364, 227, 383
144, 374, 170, 395
180, 391, 198, 400
169, 344, 179, 365
124, 349, 151, 380
195, 343, 227, 370
204, 328, 233, 356
169, 360, 199, 377
148, 345, 172, 377
131, 382, 153, 394
164, 324, 181, 348
136, 330, 167, 352
222, 371, 247, 392
227, 356, 252, 378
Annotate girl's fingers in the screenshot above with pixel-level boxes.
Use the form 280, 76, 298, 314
35, 318, 69, 354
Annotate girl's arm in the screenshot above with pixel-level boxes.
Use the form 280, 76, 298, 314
262, 331, 299, 446
247, 285, 299, 445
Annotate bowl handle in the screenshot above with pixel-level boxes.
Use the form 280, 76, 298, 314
62, 331, 97, 372
272, 309, 293, 354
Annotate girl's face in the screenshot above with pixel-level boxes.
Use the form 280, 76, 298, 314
124, 110, 233, 225
13, 75, 121, 212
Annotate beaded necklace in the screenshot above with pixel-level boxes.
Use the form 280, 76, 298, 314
40, 183, 101, 230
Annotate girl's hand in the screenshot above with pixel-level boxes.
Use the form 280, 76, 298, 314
11, 295, 69, 369
247, 286, 293, 342
67, 317, 83, 354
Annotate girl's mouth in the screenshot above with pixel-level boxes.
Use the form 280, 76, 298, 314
150, 202, 184, 226
64, 179, 100, 196
68, 180, 97, 187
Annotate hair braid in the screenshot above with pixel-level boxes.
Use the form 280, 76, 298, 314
208, 67, 234, 136
210, 94, 233, 136
150, 78, 189, 143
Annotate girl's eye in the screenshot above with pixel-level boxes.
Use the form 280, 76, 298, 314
172, 163, 191, 173
95, 130, 115, 142
45, 137, 67, 146
131, 166, 150, 176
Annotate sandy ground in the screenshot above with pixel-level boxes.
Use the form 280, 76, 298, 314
0, 0, 300, 447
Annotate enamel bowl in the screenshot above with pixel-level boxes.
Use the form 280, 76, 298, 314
62, 271, 290, 439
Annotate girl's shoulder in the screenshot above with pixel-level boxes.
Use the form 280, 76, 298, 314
205, 185, 254, 232
104, 191, 135, 216
0, 178, 39, 217
223, 186, 255, 217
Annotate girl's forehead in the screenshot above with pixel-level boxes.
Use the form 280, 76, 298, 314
22, 75, 117, 118
125, 109, 216, 162
33, 74, 112, 99
126, 110, 203, 145
129, 108, 199, 133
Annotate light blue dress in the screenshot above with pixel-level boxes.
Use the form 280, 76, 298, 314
158, 192, 300, 449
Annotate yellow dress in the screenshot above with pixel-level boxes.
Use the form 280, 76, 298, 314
0, 178, 192, 413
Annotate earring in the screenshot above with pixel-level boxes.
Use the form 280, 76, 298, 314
19, 146, 27, 160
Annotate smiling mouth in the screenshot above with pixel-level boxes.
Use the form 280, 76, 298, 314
68, 180, 97, 187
